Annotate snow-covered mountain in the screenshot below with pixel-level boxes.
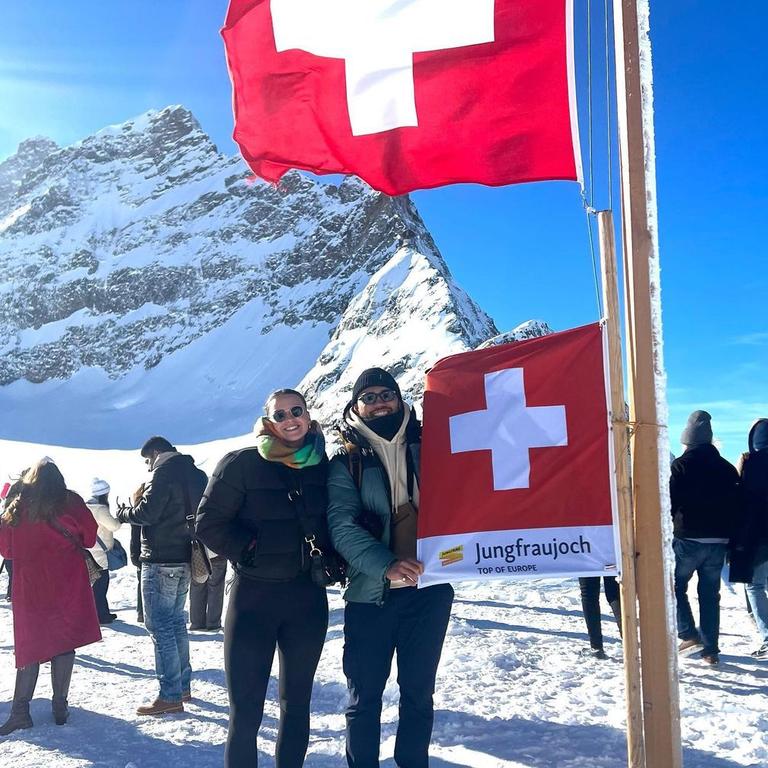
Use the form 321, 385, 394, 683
0, 106, 498, 449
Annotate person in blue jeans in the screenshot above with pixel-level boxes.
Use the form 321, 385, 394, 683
328, 368, 454, 768
738, 419, 768, 657
670, 411, 740, 665
118, 436, 207, 715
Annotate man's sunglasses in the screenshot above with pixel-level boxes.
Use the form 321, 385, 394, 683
270, 405, 305, 422
357, 389, 398, 405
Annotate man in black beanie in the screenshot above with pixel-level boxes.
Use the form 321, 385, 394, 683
670, 410, 739, 664
327, 368, 454, 768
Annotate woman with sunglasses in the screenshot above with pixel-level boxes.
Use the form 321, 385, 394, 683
197, 389, 333, 768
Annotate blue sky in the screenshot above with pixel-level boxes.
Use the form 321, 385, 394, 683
1, 1, 765, 462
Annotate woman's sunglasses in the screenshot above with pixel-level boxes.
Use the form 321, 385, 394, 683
357, 389, 398, 405
270, 405, 306, 423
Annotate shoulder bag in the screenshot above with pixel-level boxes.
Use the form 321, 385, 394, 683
96, 536, 128, 571
283, 472, 346, 588
182, 480, 212, 584
50, 520, 103, 586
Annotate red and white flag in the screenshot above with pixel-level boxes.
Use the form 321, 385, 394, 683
417, 323, 619, 586
223, 0, 581, 195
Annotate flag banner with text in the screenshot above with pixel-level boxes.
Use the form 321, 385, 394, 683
222, 0, 581, 195
417, 323, 620, 586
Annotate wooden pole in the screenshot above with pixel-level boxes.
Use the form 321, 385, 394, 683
612, 2, 682, 767
597, 210, 645, 768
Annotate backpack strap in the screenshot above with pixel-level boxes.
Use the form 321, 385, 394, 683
347, 445, 363, 490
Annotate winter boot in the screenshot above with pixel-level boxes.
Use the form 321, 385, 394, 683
51, 651, 75, 725
0, 664, 39, 736
609, 599, 623, 638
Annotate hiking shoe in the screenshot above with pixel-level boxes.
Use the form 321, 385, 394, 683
678, 637, 703, 655
750, 643, 768, 659
136, 698, 183, 716
581, 646, 608, 660
0, 712, 32, 736
701, 653, 719, 665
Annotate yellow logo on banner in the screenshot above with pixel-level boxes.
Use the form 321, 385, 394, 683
439, 545, 464, 566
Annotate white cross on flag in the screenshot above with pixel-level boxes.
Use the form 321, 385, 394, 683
222, 0, 581, 195
417, 323, 620, 586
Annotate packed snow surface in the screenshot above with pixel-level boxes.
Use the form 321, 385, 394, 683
0, 439, 766, 768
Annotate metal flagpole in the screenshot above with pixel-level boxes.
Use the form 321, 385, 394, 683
597, 210, 645, 768
611, 1, 682, 767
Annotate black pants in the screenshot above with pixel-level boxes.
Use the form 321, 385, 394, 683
92, 569, 111, 621
136, 567, 144, 620
224, 574, 328, 768
343, 584, 454, 768
190, 556, 227, 629
579, 576, 620, 649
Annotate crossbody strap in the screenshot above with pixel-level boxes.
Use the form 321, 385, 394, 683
279, 466, 323, 554
49, 519, 87, 555
180, 478, 202, 548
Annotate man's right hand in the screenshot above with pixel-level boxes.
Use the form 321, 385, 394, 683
131, 483, 146, 507
385, 558, 424, 585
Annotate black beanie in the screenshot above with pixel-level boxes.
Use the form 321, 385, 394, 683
351, 368, 401, 402
681, 410, 713, 447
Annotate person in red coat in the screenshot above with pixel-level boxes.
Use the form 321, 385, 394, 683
0, 459, 102, 735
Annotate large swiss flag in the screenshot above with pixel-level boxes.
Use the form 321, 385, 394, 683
223, 0, 581, 195
417, 323, 619, 586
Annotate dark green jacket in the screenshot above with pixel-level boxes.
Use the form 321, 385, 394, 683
327, 407, 421, 604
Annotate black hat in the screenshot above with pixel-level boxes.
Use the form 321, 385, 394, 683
351, 368, 401, 403
681, 410, 713, 447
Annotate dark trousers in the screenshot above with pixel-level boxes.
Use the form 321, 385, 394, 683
92, 569, 111, 621
578, 576, 620, 649
224, 574, 328, 768
343, 584, 454, 768
190, 556, 227, 629
136, 567, 144, 621
673, 538, 727, 655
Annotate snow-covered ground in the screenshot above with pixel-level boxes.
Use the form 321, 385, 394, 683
1, 438, 767, 767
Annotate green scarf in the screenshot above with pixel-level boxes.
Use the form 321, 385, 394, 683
254, 418, 326, 469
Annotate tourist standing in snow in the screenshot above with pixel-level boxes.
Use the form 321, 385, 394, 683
197, 389, 333, 768
0, 459, 101, 735
189, 551, 227, 631
670, 410, 740, 664
578, 576, 621, 659
117, 436, 207, 716
738, 419, 768, 657
327, 368, 454, 768
85, 477, 121, 624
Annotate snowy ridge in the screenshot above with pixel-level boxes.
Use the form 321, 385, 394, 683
0, 107, 496, 448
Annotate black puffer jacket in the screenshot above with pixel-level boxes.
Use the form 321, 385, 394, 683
118, 451, 207, 564
196, 448, 332, 582
669, 444, 740, 540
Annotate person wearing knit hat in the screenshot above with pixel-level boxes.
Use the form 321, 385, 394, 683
328, 367, 453, 768
85, 478, 121, 625
680, 410, 714, 448
91, 478, 111, 498
739, 419, 768, 657
670, 411, 740, 665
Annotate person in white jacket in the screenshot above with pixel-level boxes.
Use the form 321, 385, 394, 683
86, 478, 121, 624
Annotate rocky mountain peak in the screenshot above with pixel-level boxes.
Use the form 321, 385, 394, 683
0, 106, 501, 448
